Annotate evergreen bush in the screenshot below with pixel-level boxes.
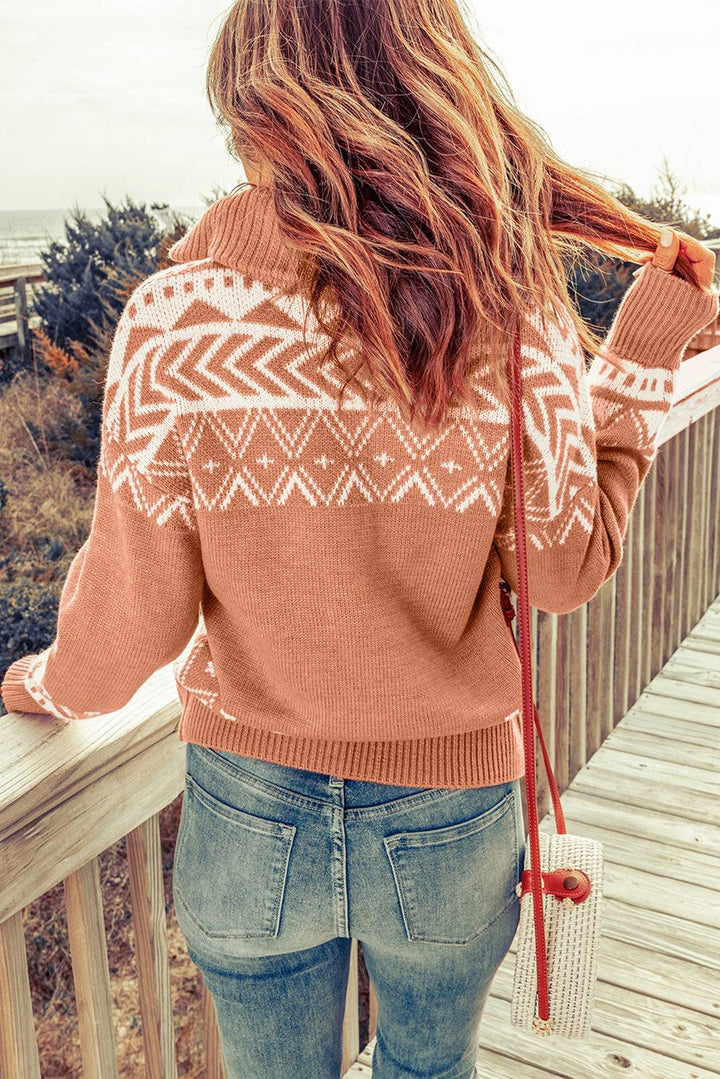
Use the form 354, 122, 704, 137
0, 580, 62, 710
33, 194, 193, 354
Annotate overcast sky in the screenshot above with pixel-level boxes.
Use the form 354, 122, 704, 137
3, 0, 719, 223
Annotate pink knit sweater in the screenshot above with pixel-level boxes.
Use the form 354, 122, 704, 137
2, 185, 717, 787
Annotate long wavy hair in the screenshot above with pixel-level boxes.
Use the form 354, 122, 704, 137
206, 0, 706, 427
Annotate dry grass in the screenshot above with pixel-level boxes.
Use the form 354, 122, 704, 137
0, 372, 95, 581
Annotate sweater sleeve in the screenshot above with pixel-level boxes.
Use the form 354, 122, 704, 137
1, 281, 204, 719
492, 261, 719, 615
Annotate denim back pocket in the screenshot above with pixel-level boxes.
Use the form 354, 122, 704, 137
383, 784, 520, 945
173, 772, 296, 940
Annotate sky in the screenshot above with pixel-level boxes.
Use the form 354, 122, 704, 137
2, 0, 719, 224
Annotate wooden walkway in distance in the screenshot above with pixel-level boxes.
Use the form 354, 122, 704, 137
346, 594, 720, 1079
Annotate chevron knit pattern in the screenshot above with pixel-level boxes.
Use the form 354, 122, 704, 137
2, 185, 717, 788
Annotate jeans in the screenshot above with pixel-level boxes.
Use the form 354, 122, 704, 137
172, 742, 526, 1079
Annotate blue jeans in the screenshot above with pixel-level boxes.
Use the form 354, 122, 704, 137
172, 742, 526, 1079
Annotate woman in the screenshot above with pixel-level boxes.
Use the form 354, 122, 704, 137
2, 0, 717, 1076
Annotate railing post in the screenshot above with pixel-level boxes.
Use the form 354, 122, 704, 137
13, 276, 31, 369
642, 467, 657, 690
535, 609, 557, 820
702, 411, 714, 614
341, 937, 360, 1074
568, 604, 588, 780
711, 410, 720, 602
201, 976, 227, 1079
127, 815, 178, 1079
687, 420, 704, 631
0, 911, 42, 1079
64, 858, 120, 1079
665, 436, 681, 663
555, 611, 572, 791
631, 489, 645, 701
651, 453, 669, 677
675, 429, 690, 651
587, 573, 615, 750
614, 505, 633, 722
368, 977, 378, 1043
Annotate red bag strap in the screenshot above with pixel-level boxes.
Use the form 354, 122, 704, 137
498, 321, 567, 1025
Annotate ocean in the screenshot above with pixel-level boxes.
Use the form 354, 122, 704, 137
0, 206, 205, 268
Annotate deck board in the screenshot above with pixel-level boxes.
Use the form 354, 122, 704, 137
344, 595, 720, 1077
490, 957, 720, 1074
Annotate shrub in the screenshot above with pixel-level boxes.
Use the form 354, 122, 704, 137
0, 195, 215, 706
33, 194, 194, 355
0, 580, 62, 686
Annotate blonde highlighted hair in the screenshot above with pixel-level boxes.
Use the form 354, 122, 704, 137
207, 0, 703, 427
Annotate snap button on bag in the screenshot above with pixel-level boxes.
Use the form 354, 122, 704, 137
500, 321, 604, 1040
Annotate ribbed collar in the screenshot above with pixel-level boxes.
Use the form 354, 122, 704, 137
167, 184, 302, 289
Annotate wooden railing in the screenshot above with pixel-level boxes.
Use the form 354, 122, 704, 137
1, 343, 719, 1077
0, 265, 44, 366
530, 344, 720, 804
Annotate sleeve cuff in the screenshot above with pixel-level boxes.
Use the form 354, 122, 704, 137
1, 655, 52, 716
600, 261, 719, 370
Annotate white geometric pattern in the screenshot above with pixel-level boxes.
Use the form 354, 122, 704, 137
98, 262, 679, 552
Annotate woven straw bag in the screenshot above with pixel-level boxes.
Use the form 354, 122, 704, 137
499, 322, 604, 1039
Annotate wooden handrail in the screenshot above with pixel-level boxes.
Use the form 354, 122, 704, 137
0, 265, 44, 289
0, 664, 186, 921
659, 343, 720, 442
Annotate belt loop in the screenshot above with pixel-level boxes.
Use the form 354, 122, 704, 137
329, 775, 344, 787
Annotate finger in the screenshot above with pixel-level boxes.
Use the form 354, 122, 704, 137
632, 253, 652, 277
651, 226, 680, 272
679, 238, 716, 291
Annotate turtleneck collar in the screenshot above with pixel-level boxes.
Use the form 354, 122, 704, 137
167, 184, 303, 289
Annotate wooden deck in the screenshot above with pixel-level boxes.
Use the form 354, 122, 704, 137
346, 594, 720, 1078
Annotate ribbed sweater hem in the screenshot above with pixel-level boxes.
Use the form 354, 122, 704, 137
176, 692, 526, 789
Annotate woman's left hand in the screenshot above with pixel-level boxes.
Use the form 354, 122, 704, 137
635, 226, 716, 292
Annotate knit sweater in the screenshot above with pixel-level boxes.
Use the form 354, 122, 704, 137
2, 185, 717, 788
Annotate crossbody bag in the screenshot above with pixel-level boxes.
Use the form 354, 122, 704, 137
499, 321, 604, 1039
